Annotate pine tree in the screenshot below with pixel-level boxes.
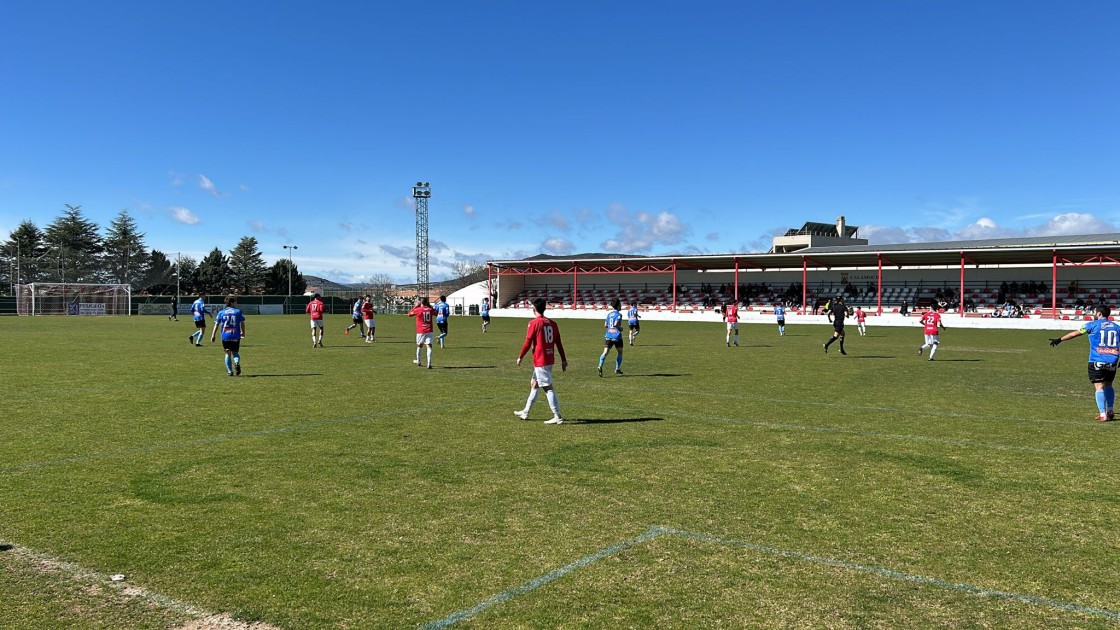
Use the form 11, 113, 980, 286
196, 247, 232, 294
266, 259, 306, 295
2, 220, 49, 286
103, 209, 150, 287
43, 204, 104, 283
228, 236, 267, 294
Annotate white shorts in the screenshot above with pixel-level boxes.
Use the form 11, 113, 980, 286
532, 365, 554, 387
924, 334, 940, 345
416, 332, 433, 345
310, 319, 324, 329
726, 322, 739, 331
364, 318, 375, 329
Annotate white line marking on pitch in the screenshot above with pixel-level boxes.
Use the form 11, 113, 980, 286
421, 526, 1120, 627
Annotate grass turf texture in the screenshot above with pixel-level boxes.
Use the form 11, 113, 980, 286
1, 314, 1118, 628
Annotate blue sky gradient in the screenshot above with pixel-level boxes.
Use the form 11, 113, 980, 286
2, 1, 1117, 283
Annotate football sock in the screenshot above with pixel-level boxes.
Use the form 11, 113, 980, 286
545, 389, 559, 416
1105, 386, 1115, 410
224, 355, 232, 373
929, 344, 938, 359
426, 347, 432, 366
524, 387, 539, 411
733, 334, 739, 344
598, 355, 606, 368
839, 338, 845, 352
824, 338, 834, 348
616, 355, 623, 370
416, 347, 421, 362
1096, 390, 1108, 413
233, 353, 240, 365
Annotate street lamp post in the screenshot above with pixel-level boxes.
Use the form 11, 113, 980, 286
283, 244, 299, 312
175, 252, 181, 300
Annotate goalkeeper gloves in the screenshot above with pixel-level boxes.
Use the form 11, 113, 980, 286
1049, 338, 1063, 347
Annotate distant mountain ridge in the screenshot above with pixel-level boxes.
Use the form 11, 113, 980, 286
303, 275, 361, 292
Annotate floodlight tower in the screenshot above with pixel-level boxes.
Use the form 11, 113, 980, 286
412, 181, 431, 299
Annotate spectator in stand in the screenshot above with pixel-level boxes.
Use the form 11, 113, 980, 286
900, 300, 910, 317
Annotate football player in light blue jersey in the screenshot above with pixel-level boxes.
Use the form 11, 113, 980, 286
434, 295, 451, 348
626, 302, 640, 346
188, 293, 207, 346
210, 294, 246, 376
480, 297, 491, 333
598, 298, 625, 377
774, 303, 786, 336
345, 298, 365, 337
1050, 304, 1118, 421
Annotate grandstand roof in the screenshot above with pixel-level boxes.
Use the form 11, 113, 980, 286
490, 233, 1120, 273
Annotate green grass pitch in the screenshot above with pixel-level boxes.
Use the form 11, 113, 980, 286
1, 314, 1118, 628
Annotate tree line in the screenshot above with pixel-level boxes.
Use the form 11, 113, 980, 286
1, 205, 307, 296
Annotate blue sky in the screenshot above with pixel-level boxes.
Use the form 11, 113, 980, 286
2, 1, 1118, 283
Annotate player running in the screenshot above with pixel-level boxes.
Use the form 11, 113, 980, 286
627, 301, 641, 346
823, 296, 850, 355
408, 297, 437, 368
855, 306, 867, 336
434, 295, 451, 348
723, 301, 740, 347
598, 298, 625, 376
345, 297, 365, 337
481, 297, 491, 333
306, 293, 326, 347
917, 307, 946, 360
210, 294, 246, 376
188, 293, 207, 346
774, 303, 786, 336
1050, 304, 1118, 422
515, 297, 569, 425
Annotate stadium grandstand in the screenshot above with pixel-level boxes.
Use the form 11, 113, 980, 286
486, 221, 1120, 324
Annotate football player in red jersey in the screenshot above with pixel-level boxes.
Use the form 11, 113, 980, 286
515, 297, 569, 424
408, 297, 437, 368
918, 307, 946, 361
723, 301, 740, 347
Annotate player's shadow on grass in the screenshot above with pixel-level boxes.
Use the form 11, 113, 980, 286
245, 373, 323, 378
848, 355, 895, 359
634, 344, 674, 347
438, 365, 498, 370
932, 358, 983, 362
620, 373, 689, 378
576, 417, 664, 424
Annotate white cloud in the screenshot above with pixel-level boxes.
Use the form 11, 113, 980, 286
169, 207, 200, 225
198, 174, 223, 197
168, 171, 185, 186
247, 220, 268, 233
601, 203, 691, 253
463, 204, 475, 219
239, 183, 251, 192
1026, 212, 1117, 236
542, 238, 575, 255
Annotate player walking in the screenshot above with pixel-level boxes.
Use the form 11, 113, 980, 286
408, 297, 437, 368
855, 306, 867, 336
823, 296, 850, 355
627, 301, 641, 346
361, 296, 377, 343
434, 295, 451, 348
515, 297, 569, 425
481, 297, 491, 333
306, 293, 326, 347
724, 301, 740, 347
1050, 305, 1118, 422
188, 293, 207, 346
775, 303, 786, 336
598, 298, 625, 376
918, 307, 946, 360
345, 297, 365, 337
210, 294, 246, 376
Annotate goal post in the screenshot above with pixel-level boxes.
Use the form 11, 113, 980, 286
15, 283, 132, 316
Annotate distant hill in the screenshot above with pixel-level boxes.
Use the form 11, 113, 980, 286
303, 275, 361, 293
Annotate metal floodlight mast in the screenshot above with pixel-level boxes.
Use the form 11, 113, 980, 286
412, 181, 431, 299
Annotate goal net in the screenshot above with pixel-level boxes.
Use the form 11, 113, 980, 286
16, 283, 132, 316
